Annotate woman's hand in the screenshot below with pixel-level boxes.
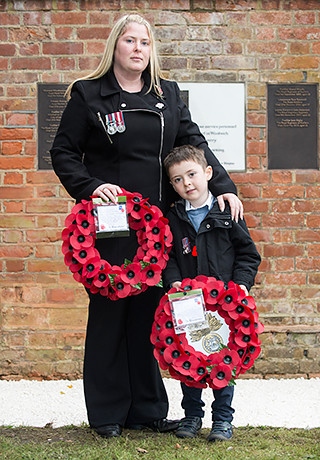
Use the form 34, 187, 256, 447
92, 183, 123, 204
217, 193, 243, 222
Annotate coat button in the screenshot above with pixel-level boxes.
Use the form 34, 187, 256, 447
121, 102, 126, 108
206, 224, 210, 229
224, 221, 230, 226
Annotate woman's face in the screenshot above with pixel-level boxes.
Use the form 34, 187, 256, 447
113, 22, 151, 76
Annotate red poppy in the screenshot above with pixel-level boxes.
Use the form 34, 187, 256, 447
209, 348, 240, 369
143, 254, 167, 269
64, 213, 77, 228
234, 315, 255, 335
153, 347, 169, 370
73, 246, 99, 264
203, 278, 225, 306
92, 262, 111, 289
174, 353, 199, 376
111, 275, 132, 298
140, 263, 162, 286
158, 327, 176, 347
126, 192, 147, 218
62, 240, 73, 256
239, 345, 262, 373
143, 205, 162, 226
70, 229, 94, 250
120, 262, 141, 285
163, 343, 182, 364
209, 363, 232, 389
64, 252, 82, 273
189, 356, 209, 382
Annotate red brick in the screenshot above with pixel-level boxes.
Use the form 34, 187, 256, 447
4, 172, 23, 184
0, 186, 33, 199
250, 12, 291, 25
51, 12, 87, 25
77, 27, 110, 40
273, 230, 295, 244
306, 215, 320, 228
0, 43, 16, 56
2, 141, 23, 155
0, 245, 33, 259
0, 128, 33, 140
42, 42, 83, 55
6, 260, 25, 272
264, 244, 304, 257
3, 201, 24, 213
262, 185, 305, 199
280, 56, 319, 69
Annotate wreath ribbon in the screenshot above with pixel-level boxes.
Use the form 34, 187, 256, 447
62, 189, 172, 301
151, 275, 264, 389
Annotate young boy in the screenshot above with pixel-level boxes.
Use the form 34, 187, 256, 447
163, 145, 261, 442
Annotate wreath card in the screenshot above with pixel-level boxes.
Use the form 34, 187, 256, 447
168, 289, 209, 334
92, 196, 129, 239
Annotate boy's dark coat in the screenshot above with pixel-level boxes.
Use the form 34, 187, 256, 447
163, 200, 261, 291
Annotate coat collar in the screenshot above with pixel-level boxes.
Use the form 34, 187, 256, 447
100, 69, 154, 97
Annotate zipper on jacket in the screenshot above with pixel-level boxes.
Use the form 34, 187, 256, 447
97, 111, 113, 144
122, 108, 164, 202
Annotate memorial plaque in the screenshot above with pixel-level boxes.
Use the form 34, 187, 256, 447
268, 84, 318, 169
37, 83, 68, 170
179, 83, 246, 171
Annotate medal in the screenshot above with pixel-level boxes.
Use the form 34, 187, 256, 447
106, 113, 117, 135
115, 111, 126, 133
105, 112, 126, 134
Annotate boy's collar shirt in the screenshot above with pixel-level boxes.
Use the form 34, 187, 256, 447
185, 192, 217, 233
185, 191, 216, 212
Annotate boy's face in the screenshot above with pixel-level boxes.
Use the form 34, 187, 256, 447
169, 160, 213, 208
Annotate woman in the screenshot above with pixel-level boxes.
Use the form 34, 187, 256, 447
51, 13, 243, 438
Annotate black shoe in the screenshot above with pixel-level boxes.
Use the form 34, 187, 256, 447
127, 418, 180, 433
176, 416, 202, 438
147, 418, 181, 432
94, 424, 122, 438
207, 421, 233, 442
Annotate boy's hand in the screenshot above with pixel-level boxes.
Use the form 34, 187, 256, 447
171, 281, 182, 289
239, 284, 249, 296
217, 193, 243, 222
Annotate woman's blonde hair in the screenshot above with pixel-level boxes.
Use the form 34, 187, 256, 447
65, 13, 164, 100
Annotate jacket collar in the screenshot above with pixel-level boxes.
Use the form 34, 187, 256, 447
174, 198, 231, 220
100, 69, 153, 97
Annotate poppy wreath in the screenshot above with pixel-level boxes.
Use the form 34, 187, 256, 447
151, 275, 264, 390
61, 189, 173, 300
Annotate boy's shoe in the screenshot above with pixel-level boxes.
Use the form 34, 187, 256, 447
207, 421, 233, 442
176, 416, 202, 438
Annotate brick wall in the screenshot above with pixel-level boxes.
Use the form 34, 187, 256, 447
0, 0, 319, 380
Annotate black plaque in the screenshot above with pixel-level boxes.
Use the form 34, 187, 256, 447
37, 83, 68, 170
268, 84, 318, 169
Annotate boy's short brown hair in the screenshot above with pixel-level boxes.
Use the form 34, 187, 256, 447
164, 145, 208, 176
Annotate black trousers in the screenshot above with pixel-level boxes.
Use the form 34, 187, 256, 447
83, 286, 168, 428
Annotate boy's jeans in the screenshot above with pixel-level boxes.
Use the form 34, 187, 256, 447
181, 382, 235, 422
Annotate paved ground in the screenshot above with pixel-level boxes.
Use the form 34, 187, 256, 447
0, 377, 319, 429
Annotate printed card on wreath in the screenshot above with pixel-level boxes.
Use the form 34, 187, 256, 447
92, 196, 129, 239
